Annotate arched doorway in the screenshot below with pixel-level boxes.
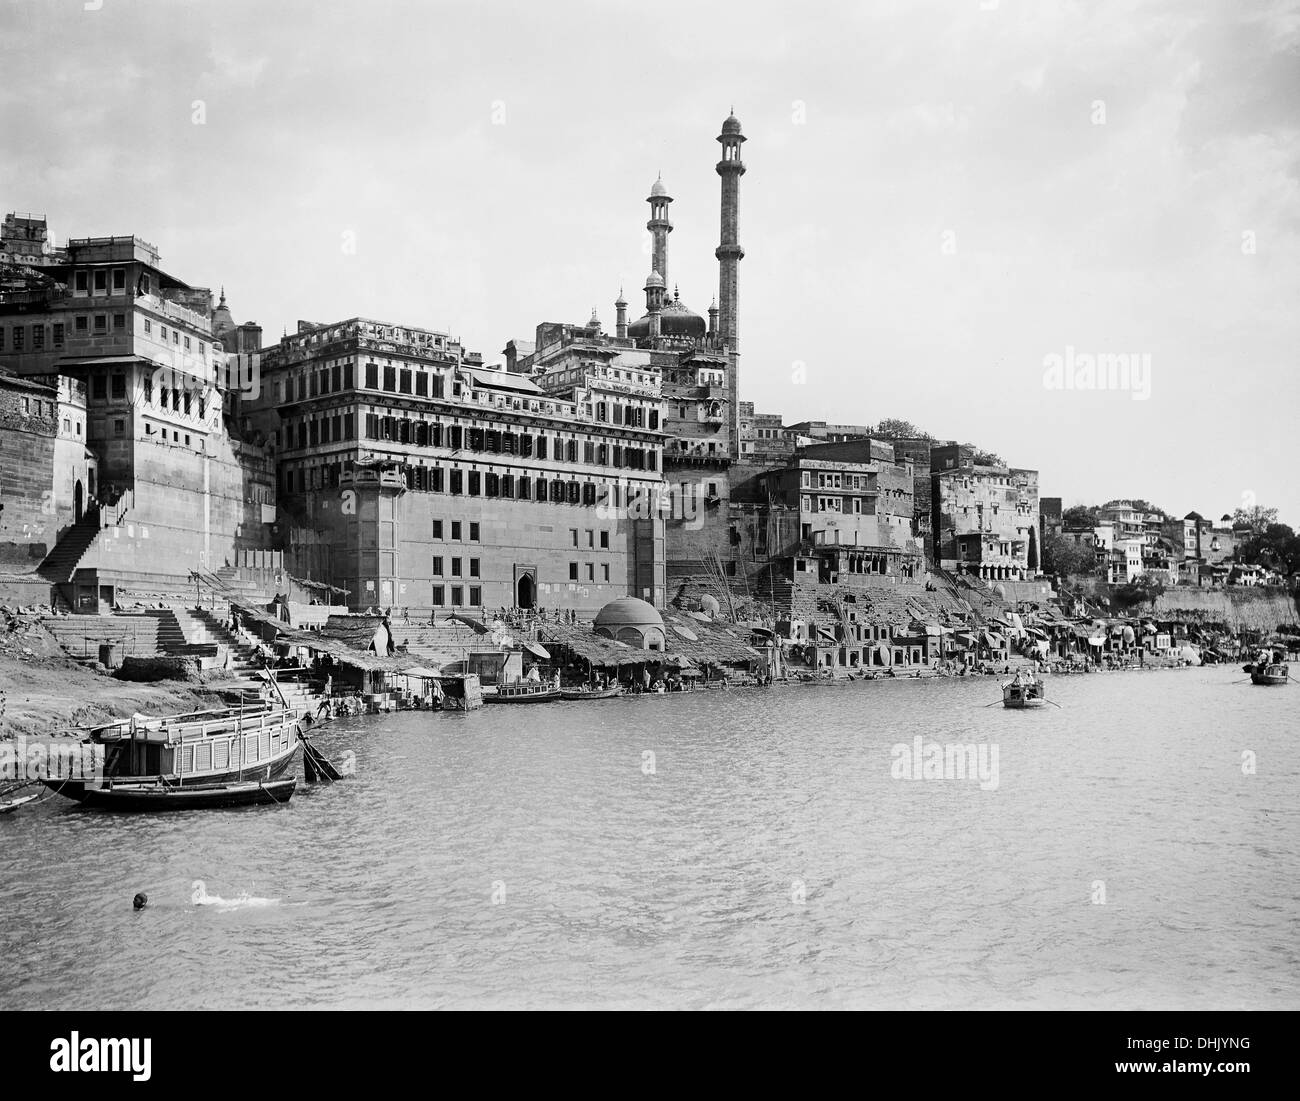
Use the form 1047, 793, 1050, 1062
1027, 526, 1039, 572
516, 573, 535, 610
74, 480, 84, 524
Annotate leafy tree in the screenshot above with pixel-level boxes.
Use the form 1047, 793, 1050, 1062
1061, 504, 1099, 529
1112, 574, 1165, 610
1237, 521, 1300, 576
1044, 532, 1099, 577
873, 418, 932, 440
1233, 505, 1279, 534
961, 444, 1004, 466
1128, 499, 1171, 521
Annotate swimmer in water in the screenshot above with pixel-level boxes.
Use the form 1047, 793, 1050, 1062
192, 880, 279, 909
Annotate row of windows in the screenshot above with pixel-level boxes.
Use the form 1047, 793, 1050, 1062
0, 315, 201, 354
430, 584, 482, 608
801, 471, 874, 490
282, 461, 652, 510
570, 528, 611, 550
13, 395, 59, 418
431, 520, 479, 541
431, 556, 481, 578
569, 561, 612, 582
72, 267, 130, 295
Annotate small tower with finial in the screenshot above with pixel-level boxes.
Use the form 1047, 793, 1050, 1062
615, 287, 628, 340
644, 271, 665, 340
708, 295, 719, 338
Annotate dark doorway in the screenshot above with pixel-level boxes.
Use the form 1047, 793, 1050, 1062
1027, 526, 1039, 572
74, 480, 84, 523
516, 573, 535, 610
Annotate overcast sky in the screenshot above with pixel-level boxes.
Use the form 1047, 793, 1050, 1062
3, 0, 1297, 523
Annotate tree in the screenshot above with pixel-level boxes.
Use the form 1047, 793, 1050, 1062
873, 418, 932, 440
1113, 574, 1165, 610
1044, 532, 1098, 578
1237, 521, 1300, 576
1062, 504, 1099, 529
961, 443, 1004, 466
1129, 499, 1171, 521
1233, 505, 1279, 534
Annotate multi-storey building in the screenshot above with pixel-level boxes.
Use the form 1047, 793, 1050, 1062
250, 318, 665, 613
0, 224, 276, 605
737, 402, 792, 463
931, 455, 1041, 581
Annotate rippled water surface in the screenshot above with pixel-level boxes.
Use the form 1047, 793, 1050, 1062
2, 667, 1297, 1009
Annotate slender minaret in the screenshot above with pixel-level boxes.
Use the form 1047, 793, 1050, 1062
707, 296, 719, 340
615, 287, 628, 339
647, 175, 673, 291
644, 271, 665, 340
715, 111, 745, 349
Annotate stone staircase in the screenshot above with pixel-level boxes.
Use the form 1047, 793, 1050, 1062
37, 506, 102, 584
42, 612, 163, 661
187, 606, 264, 671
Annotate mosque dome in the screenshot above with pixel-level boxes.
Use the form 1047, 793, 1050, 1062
628, 286, 707, 342
650, 176, 669, 198
721, 113, 743, 135
644, 270, 665, 289
593, 597, 666, 651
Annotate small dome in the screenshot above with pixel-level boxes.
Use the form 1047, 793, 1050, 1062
644, 270, 665, 289
614, 287, 627, 307
721, 113, 743, 135
650, 176, 669, 198
594, 597, 663, 630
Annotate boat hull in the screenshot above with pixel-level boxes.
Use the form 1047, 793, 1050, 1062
560, 687, 624, 700
486, 686, 561, 703
1250, 672, 1288, 686
45, 777, 297, 811
45, 752, 296, 808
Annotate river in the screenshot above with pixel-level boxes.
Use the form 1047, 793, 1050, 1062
1, 666, 1296, 1010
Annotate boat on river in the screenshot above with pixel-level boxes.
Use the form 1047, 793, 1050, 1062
1002, 673, 1048, 709
487, 682, 561, 704
559, 685, 624, 701
1248, 662, 1289, 686
42, 704, 302, 810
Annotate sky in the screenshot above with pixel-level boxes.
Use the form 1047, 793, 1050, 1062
2, 0, 1297, 523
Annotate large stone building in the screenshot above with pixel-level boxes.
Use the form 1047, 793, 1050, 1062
248, 318, 665, 613
931, 447, 1041, 581
0, 220, 277, 607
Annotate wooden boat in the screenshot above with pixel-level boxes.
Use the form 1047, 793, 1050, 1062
55, 777, 297, 811
1250, 662, 1289, 686
1002, 675, 1048, 709
42, 704, 301, 809
487, 682, 560, 703
0, 792, 39, 815
559, 685, 624, 700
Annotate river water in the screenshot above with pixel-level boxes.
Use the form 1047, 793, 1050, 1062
1, 667, 1297, 1010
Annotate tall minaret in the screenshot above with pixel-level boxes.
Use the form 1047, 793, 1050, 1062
647, 175, 673, 289
715, 111, 746, 349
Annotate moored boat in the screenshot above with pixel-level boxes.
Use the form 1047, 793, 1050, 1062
57, 777, 297, 811
487, 682, 561, 703
42, 704, 301, 809
559, 685, 624, 701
